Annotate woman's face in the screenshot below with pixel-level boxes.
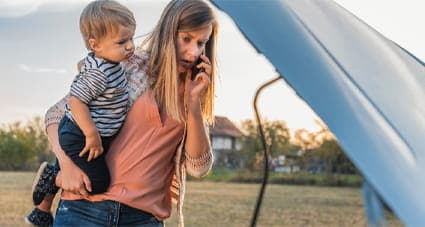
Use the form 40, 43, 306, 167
176, 24, 212, 74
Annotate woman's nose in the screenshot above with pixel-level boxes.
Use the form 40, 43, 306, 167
187, 45, 202, 58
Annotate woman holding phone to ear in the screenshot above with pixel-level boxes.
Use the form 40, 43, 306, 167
191, 49, 207, 80
29, 0, 217, 226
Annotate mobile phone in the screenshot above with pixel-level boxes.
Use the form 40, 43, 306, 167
191, 49, 206, 80
191, 57, 204, 81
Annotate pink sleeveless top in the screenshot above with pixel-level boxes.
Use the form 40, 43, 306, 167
61, 89, 184, 220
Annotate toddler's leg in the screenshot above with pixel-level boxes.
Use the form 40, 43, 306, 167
38, 193, 56, 212
58, 117, 110, 194
25, 162, 59, 226
25, 206, 54, 226
25, 193, 55, 221
32, 162, 59, 206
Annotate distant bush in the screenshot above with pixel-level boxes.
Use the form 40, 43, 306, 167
0, 117, 54, 171
192, 169, 363, 187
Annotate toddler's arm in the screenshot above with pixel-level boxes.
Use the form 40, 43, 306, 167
69, 68, 107, 161
68, 97, 103, 161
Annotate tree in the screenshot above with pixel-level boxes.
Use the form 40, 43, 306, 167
294, 120, 357, 174
0, 117, 53, 170
238, 119, 261, 170
239, 119, 295, 170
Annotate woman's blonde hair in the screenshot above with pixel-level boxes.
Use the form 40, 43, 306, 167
80, 0, 136, 50
142, 0, 218, 124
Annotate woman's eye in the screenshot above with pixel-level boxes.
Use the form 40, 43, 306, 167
197, 41, 205, 47
183, 37, 191, 43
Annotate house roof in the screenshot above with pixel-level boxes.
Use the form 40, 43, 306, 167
210, 116, 243, 137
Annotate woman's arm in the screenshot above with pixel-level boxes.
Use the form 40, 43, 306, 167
46, 123, 92, 196
44, 94, 68, 129
183, 68, 213, 178
184, 112, 213, 178
45, 95, 92, 196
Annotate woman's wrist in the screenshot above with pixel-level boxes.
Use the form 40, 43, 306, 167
51, 142, 70, 165
187, 97, 202, 115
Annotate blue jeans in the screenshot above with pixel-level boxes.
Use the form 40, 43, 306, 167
54, 199, 163, 227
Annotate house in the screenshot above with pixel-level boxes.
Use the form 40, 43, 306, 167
272, 154, 301, 173
209, 116, 243, 168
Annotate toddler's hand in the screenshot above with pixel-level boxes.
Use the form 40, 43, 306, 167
79, 132, 103, 161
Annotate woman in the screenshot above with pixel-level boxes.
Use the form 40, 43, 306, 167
30, 0, 217, 226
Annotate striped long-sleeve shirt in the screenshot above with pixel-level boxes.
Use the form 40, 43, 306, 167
65, 52, 129, 137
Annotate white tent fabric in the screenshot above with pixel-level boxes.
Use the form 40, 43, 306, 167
212, 0, 425, 225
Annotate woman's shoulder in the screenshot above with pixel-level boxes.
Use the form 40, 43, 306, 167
135, 49, 150, 60
124, 50, 154, 105
123, 49, 151, 82
124, 50, 150, 71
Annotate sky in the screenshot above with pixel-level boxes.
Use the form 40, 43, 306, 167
1, 0, 425, 132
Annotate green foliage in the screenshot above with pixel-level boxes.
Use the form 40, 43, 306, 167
238, 119, 261, 170
198, 168, 363, 187
238, 119, 298, 170
0, 117, 53, 170
318, 139, 357, 174
300, 139, 357, 174
236, 118, 358, 175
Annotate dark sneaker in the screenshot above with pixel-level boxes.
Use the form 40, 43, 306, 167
32, 162, 59, 206
24, 207, 53, 226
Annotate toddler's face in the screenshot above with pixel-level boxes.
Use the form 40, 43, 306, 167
93, 25, 135, 63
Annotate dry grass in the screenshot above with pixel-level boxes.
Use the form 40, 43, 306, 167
166, 182, 402, 226
1, 172, 402, 226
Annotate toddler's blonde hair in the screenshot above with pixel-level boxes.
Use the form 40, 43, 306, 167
80, 0, 136, 50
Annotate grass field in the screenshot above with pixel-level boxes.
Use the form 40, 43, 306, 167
0, 171, 402, 226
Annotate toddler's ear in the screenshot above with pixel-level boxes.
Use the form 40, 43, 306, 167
88, 38, 100, 52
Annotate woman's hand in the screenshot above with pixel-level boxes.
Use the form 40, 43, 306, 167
58, 156, 92, 197
184, 54, 213, 170
185, 54, 211, 108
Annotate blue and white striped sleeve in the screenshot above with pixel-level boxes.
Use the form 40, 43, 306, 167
70, 69, 107, 104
